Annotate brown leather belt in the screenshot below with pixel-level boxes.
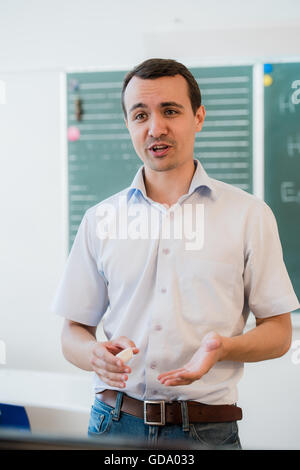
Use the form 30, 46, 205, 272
96, 389, 242, 425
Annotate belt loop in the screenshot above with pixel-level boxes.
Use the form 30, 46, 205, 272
180, 401, 190, 432
111, 391, 124, 421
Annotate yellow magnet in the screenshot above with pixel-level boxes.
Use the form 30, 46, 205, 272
264, 74, 273, 87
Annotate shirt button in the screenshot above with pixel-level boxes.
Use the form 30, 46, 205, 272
161, 288, 167, 293
150, 361, 157, 369
162, 248, 170, 255
155, 324, 162, 331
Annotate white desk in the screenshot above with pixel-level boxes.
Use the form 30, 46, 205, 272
0, 369, 93, 436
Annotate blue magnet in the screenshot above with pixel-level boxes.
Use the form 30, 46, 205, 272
264, 64, 273, 74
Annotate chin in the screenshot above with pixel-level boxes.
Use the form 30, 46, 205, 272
150, 160, 178, 172
144, 154, 177, 170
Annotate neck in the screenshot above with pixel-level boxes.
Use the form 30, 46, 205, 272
143, 159, 196, 207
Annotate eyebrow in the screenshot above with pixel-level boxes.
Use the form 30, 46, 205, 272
129, 101, 184, 114
161, 101, 184, 110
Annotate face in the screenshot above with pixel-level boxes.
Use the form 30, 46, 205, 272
124, 75, 205, 173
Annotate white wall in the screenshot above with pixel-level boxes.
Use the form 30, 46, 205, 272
0, 0, 300, 449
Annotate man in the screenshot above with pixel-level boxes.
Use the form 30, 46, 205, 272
52, 58, 300, 449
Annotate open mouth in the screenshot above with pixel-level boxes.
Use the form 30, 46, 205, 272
148, 144, 171, 157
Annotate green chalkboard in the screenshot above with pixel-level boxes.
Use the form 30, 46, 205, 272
264, 62, 300, 302
66, 65, 253, 248
192, 65, 253, 193
66, 70, 135, 247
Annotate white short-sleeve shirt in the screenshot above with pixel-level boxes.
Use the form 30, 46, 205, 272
51, 159, 300, 405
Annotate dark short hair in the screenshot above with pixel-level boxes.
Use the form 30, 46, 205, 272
121, 58, 202, 117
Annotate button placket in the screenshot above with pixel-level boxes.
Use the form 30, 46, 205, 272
145, 206, 174, 397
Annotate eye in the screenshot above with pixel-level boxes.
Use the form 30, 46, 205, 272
164, 109, 178, 116
134, 112, 147, 121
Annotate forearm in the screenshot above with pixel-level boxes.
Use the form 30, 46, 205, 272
61, 320, 98, 371
220, 314, 292, 363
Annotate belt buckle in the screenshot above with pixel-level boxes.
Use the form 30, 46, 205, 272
144, 400, 165, 426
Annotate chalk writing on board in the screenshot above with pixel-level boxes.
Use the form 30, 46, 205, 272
291, 80, 300, 105
281, 181, 300, 203
265, 62, 300, 304
287, 135, 300, 157
279, 94, 296, 114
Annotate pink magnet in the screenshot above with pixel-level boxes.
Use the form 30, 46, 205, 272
68, 126, 80, 142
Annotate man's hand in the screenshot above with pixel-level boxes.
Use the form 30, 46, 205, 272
90, 336, 139, 388
158, 331, 223, 386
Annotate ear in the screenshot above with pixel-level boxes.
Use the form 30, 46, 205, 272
195, 105, 206, 132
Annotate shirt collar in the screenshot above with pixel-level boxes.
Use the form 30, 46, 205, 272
129, 159, 218, 201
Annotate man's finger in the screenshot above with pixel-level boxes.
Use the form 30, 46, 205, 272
94, 358, 130, 373
111, 337, 139, 352
157, 368, 185, 380
160, 369, 200, 383
93, 346, 125, 370
162, 377, 192, 386
106, 345, 123, 355
159, 372, 186, 384
97, 375, 127, 389
97, 368, 128, 383
158, 372, 181, 382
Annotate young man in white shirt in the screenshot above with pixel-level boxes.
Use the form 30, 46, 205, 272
52, 59, 299, 449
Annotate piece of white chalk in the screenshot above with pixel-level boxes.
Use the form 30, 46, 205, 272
116, 347, 133, 364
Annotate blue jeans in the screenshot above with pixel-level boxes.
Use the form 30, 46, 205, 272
87, 392, 242, 450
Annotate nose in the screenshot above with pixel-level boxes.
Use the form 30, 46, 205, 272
147, 113, 168, 138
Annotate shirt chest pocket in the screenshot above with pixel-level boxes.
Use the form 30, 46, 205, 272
178, 259, 237, 328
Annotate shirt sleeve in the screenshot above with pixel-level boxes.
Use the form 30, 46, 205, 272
243, 200, 300, 318
51, 213, 109, 326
